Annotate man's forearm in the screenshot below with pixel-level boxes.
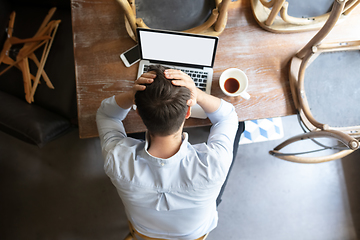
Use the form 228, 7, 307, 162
96, 96, 130, 156
115, 91, 135, 109
196, 89, 222, 114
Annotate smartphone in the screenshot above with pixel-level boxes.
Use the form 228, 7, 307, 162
120, 45, 140, 67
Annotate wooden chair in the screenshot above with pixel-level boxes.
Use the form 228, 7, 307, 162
116, 0, 231, 42
251, 0, 360, 33
0, 8, 60, 103
269, 0, 360, 163
123, 221, 209, 240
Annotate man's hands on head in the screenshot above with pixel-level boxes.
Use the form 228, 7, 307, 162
115, 68, 220, 113
133, 72, 156, 93
115, 72, 156, 109
164, 69, 221, 114
164, 69, 199, 107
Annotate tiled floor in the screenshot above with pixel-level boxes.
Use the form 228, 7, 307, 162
0, 114, 359, 240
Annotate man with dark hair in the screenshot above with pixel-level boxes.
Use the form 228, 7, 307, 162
96, 65, 244, 239
135, 65, 190, 136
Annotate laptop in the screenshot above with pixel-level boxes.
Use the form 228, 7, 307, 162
136, 28, 219, 119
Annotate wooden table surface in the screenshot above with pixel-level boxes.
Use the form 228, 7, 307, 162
71, 0, 360, 139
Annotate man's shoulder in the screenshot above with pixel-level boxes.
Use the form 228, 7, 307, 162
185, 142, 231, 174
107, 137, 145, 161
104, 137, 145, 179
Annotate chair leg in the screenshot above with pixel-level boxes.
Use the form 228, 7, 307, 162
202, 232, 209, 239
123, 232, 133, 240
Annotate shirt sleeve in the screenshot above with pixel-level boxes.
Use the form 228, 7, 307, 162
96, 95, 131, 158
206, 99, 239, 163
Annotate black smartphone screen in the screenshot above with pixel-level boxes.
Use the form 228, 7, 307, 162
124, 45, 140, 65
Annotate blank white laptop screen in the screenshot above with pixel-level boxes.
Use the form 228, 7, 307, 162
138, 29, 217, 68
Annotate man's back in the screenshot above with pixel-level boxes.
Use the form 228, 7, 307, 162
96, 67, 239, 239
108, 134, 224, 238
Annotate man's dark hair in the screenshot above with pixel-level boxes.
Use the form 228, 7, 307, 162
135, 65, 191, 136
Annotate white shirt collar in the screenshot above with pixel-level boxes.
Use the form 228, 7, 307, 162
140, 131, 189, 167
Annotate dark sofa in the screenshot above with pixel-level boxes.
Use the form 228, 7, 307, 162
0, 0, 77, 147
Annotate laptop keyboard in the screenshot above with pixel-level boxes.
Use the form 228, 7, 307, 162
143, 65, 208, 92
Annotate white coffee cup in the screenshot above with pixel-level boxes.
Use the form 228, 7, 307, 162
219, 68, 250, 100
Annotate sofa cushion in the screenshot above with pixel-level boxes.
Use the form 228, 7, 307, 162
0, 90, 71, 147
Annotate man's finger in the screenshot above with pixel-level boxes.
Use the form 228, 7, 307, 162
135, 72, 156, 82
164, 69, 185, 79
136, 77, 154, 84
171, 80, 185, 87
187, 99, 196, 107
142, 72, 156, 78
134, 85, 146, 91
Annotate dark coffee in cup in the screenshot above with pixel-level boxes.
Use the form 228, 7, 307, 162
224, 78, 240, 93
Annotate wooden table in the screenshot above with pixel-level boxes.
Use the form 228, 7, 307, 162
71, 0, 360, 139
